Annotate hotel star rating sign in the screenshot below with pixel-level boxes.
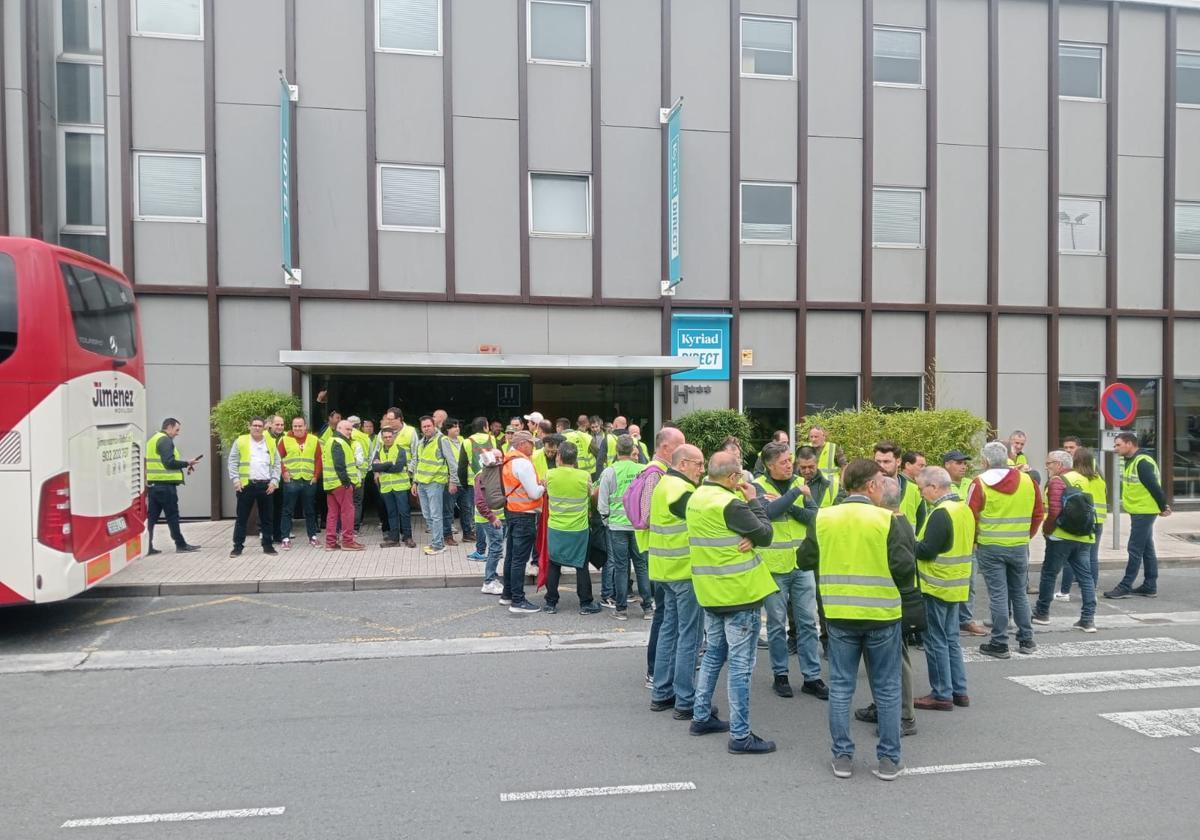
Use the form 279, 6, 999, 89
1100, 382, 1137, 428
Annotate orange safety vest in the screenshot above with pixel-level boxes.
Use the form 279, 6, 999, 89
502, 451, 542, 513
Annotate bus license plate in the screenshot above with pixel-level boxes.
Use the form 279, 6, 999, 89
106, 516, 127, 536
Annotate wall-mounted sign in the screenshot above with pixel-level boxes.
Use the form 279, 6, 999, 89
497, 383, 521, 408
478, 344, 501, 355
741, 349, 754, 367
671, 313, 731, 381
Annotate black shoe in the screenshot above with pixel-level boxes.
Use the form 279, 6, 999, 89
672, 708, 694, 721
650, 696, 676, 712
1131, 586, 1158, 598
1018, 639, 1038, 655
263, 546, 278, 556
229, 548, 243, 558
901, 718, 918, 737
757, 637, 769, 649
689, 714, 730, 736
147, 547, 162, 556
772, 675, 794, 698
728, 732, 776, 754
1103, 586, 1132, 600
855, 703, 877, 723
801, 678, 830, 700
176, 544, 200, 553
979, 641, 1011, 659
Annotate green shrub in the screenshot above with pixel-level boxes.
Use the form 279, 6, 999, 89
798, 405, 990, 465
675, 409, 754, 460
210, 389, 303, 453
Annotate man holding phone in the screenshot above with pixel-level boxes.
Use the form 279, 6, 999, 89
145, 417, 202, 555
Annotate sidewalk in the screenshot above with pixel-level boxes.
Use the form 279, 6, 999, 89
93, 510, 1200, 598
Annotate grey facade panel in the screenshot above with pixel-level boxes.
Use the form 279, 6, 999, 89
808, 0, 863, 139
874, 87, 927, 188
936, 314, 988, 373
1058, 101, 1108, 197
601, 0, 661, 130
936, 143, 988, 304
296, 108, 369, 290
872, 247, 926, 304
875, 0, 927, 27
1174, 108, 1200, 200
426, 303, 548, 354
740, 244, 797, 300
937, 0, 989, 147
740, 79, 798, 182
548, 307, 660, 356
1117, 154, 1165, 308
600, 126, 659, 300
140, 296, 210, 366
133, 222, 207, 286
221, 363, 293, 397
740, 310, 796, 371
215, 0, 285, 107
998, 0, 1049, 152
295, 0, 366, 111
998, 147, 1049, 306
4, 90, 29, 236
1059, 254, 1107, 308
376, 54, 445, 166
145, 362, 212, 518
673, 129, 730, 302
105, 95, 124, 271
998, 314, 1049, 374
1118, 317, 1163, 375
529, 236, 592, 298
1178, 260, 1200, 310
1118, 6, 1166, 157
671, 0, 730, 133
216, 104, 281, 289
452, 116, 520, 296
1182, 10, 1200, 51
527, 66, 592, 173
219, 298, 292, 368
807, 312, 861, 373
301, 300, 430, 352
872, 312, 925, 374
379, 231, 446, 293
130, 38, 205, 152
937, 371, 987, 417
806, 136, 862, 301
997, 371, 1048, 461
1060, 0, 1110, 43
741, 0, 799, 18
1059, 315, 1107, 376
1177, 319, 1200, 376
451, 0, 518, 120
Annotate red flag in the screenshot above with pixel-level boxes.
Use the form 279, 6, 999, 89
535, 496, 549, 591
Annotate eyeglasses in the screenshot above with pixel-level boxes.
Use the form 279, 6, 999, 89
250, 423, 264, 429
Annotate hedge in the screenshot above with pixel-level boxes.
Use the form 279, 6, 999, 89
674, 409, 754, 459
797, 405, 991, 464
210, 389, 303, 453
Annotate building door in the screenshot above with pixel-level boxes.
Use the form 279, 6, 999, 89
1058, 379, 1103, 451
740, 375, 795, 469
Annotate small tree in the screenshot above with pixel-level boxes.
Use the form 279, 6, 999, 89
675, 409, 754, 460
798, 405, 990, 465
210, 389, 303, 453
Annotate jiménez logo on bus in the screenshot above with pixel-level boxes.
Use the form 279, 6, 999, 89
92, 381, 136, 410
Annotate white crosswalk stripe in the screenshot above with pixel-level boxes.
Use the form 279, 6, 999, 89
1009, 666, 1200, 695
962, 637, 1200, 663
1098, 708, 1200, 738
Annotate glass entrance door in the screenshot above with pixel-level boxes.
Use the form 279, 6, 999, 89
1058, 379, 1102, 451
741, 376, 795, 470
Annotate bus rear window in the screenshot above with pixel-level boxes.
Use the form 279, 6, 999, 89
60, 263, 137, 359
0, 253, 16, 365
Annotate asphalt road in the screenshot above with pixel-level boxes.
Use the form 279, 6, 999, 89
3, 569, 1200, 839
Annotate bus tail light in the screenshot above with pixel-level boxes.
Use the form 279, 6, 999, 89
37, 472, 74, 554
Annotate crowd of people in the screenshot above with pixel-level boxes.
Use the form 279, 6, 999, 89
144, 407, 1171, 779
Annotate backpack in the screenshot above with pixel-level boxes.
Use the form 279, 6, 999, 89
479, 449, 509, 511
1056, 483, 1096, 537
621, 461, 666, 531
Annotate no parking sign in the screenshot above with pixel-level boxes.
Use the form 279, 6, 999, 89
1099, 383, 1137, 428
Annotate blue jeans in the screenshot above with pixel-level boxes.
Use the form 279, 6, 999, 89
380, 490, 412, 541
479, 520, 504, 582
923, 595, 967, 701
764, 569, 821, 682
977, 542, 1034, 646
607, 530, 652, 611
416, 483, 445, 549
957, 554, 977, 624
441, 487, 455, 538
1037, 539, 1096, 621
1118, 513, 1159, 592
693, 609, 760, 740
502, 511, 537, 605
1061, 524, 1102, 593
828, 622, 902, 763
647, 581, 666, 676
475, 522, 487, 555
651, 579, 703, 711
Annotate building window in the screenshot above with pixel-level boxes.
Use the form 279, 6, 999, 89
132, 0, 203, 39
1058, 197, 1105, 255
740, 182, 795, 243
1180, 51, 1200, 107
740, 17, 795, 79
1059, 43, 1104, 100
1173, 379, 1200, 499
377, 0, 441, 54
1177, 202, 1200, 257
874, 27, 924, 87
528, 0, 589, 66
378, 165, 444, 231
530, 173, 591, 236
60, 0, 103, 56
741, 376, 795, 470
805, 376, 859, 414
134, 153, 205, 222
60, 129, 106, 230
873, 188, 924, 247
1059, 380, 1102, 451
871, 376, 922, 411
56, 62, 105, 125
1124, 378, 1159, 462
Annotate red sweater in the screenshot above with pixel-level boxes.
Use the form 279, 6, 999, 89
966, 468, 1045, 540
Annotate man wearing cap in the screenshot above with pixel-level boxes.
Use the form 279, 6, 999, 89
525, 411, 545, 442
944, 450, 986, 636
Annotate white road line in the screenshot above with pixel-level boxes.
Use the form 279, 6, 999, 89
962, 637, 1200, 663
1009, 666, 1200, 695
1192, 748, 1200, 755
500, 782, 696, 802
1099, 708, 1200, 738
62, 807, 285, 828
901, 759, 1044, 776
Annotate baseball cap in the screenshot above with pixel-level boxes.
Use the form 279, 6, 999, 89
523, 411, 545, 424
942, 449, 969, 463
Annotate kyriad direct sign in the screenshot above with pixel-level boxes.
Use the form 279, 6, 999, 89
671, 313, 731, 381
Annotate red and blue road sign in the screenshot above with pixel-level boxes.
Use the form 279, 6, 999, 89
1100, 382, 1137, 427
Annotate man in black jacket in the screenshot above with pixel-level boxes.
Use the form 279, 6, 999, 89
146, 418, 202, 555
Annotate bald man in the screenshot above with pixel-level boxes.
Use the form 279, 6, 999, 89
638, 426, 685, 687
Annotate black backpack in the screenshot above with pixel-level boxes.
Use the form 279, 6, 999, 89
1056, 483, 1096, 537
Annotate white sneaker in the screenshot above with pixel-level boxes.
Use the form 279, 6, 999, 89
423, 545, 445, 555
1053, 592, 1070, 602
481, 580, 503, 595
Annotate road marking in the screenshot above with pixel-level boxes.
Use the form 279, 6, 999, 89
93, 596, 242, 627
1099, 708, 1200, 738
1192, 747, 1200, 755
500, 782, 695, 802
1010, 666, 1200, 695
62, 807, 285, 828
962, 637, 1200, 662
902, 759, 1044, 776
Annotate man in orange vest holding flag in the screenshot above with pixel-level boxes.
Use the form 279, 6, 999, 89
500, 431, 546, 615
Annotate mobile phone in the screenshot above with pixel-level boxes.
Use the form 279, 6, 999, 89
194, 454, 204, 461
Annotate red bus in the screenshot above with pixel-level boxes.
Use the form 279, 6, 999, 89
0, 237, 147, 605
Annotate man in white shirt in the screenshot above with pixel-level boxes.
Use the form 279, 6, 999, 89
227, 416, 282, 558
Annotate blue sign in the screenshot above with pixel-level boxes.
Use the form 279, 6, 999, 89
280, 77, 293, 277
1101, 382, 1137, 427
671, 313, 731, 381
665, 100, 682, 289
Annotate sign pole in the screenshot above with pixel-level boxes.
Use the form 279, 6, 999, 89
1112, 450, 1121, 551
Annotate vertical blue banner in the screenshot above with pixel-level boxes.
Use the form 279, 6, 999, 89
280, 77, 293, 276
666, 100, 682, 289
